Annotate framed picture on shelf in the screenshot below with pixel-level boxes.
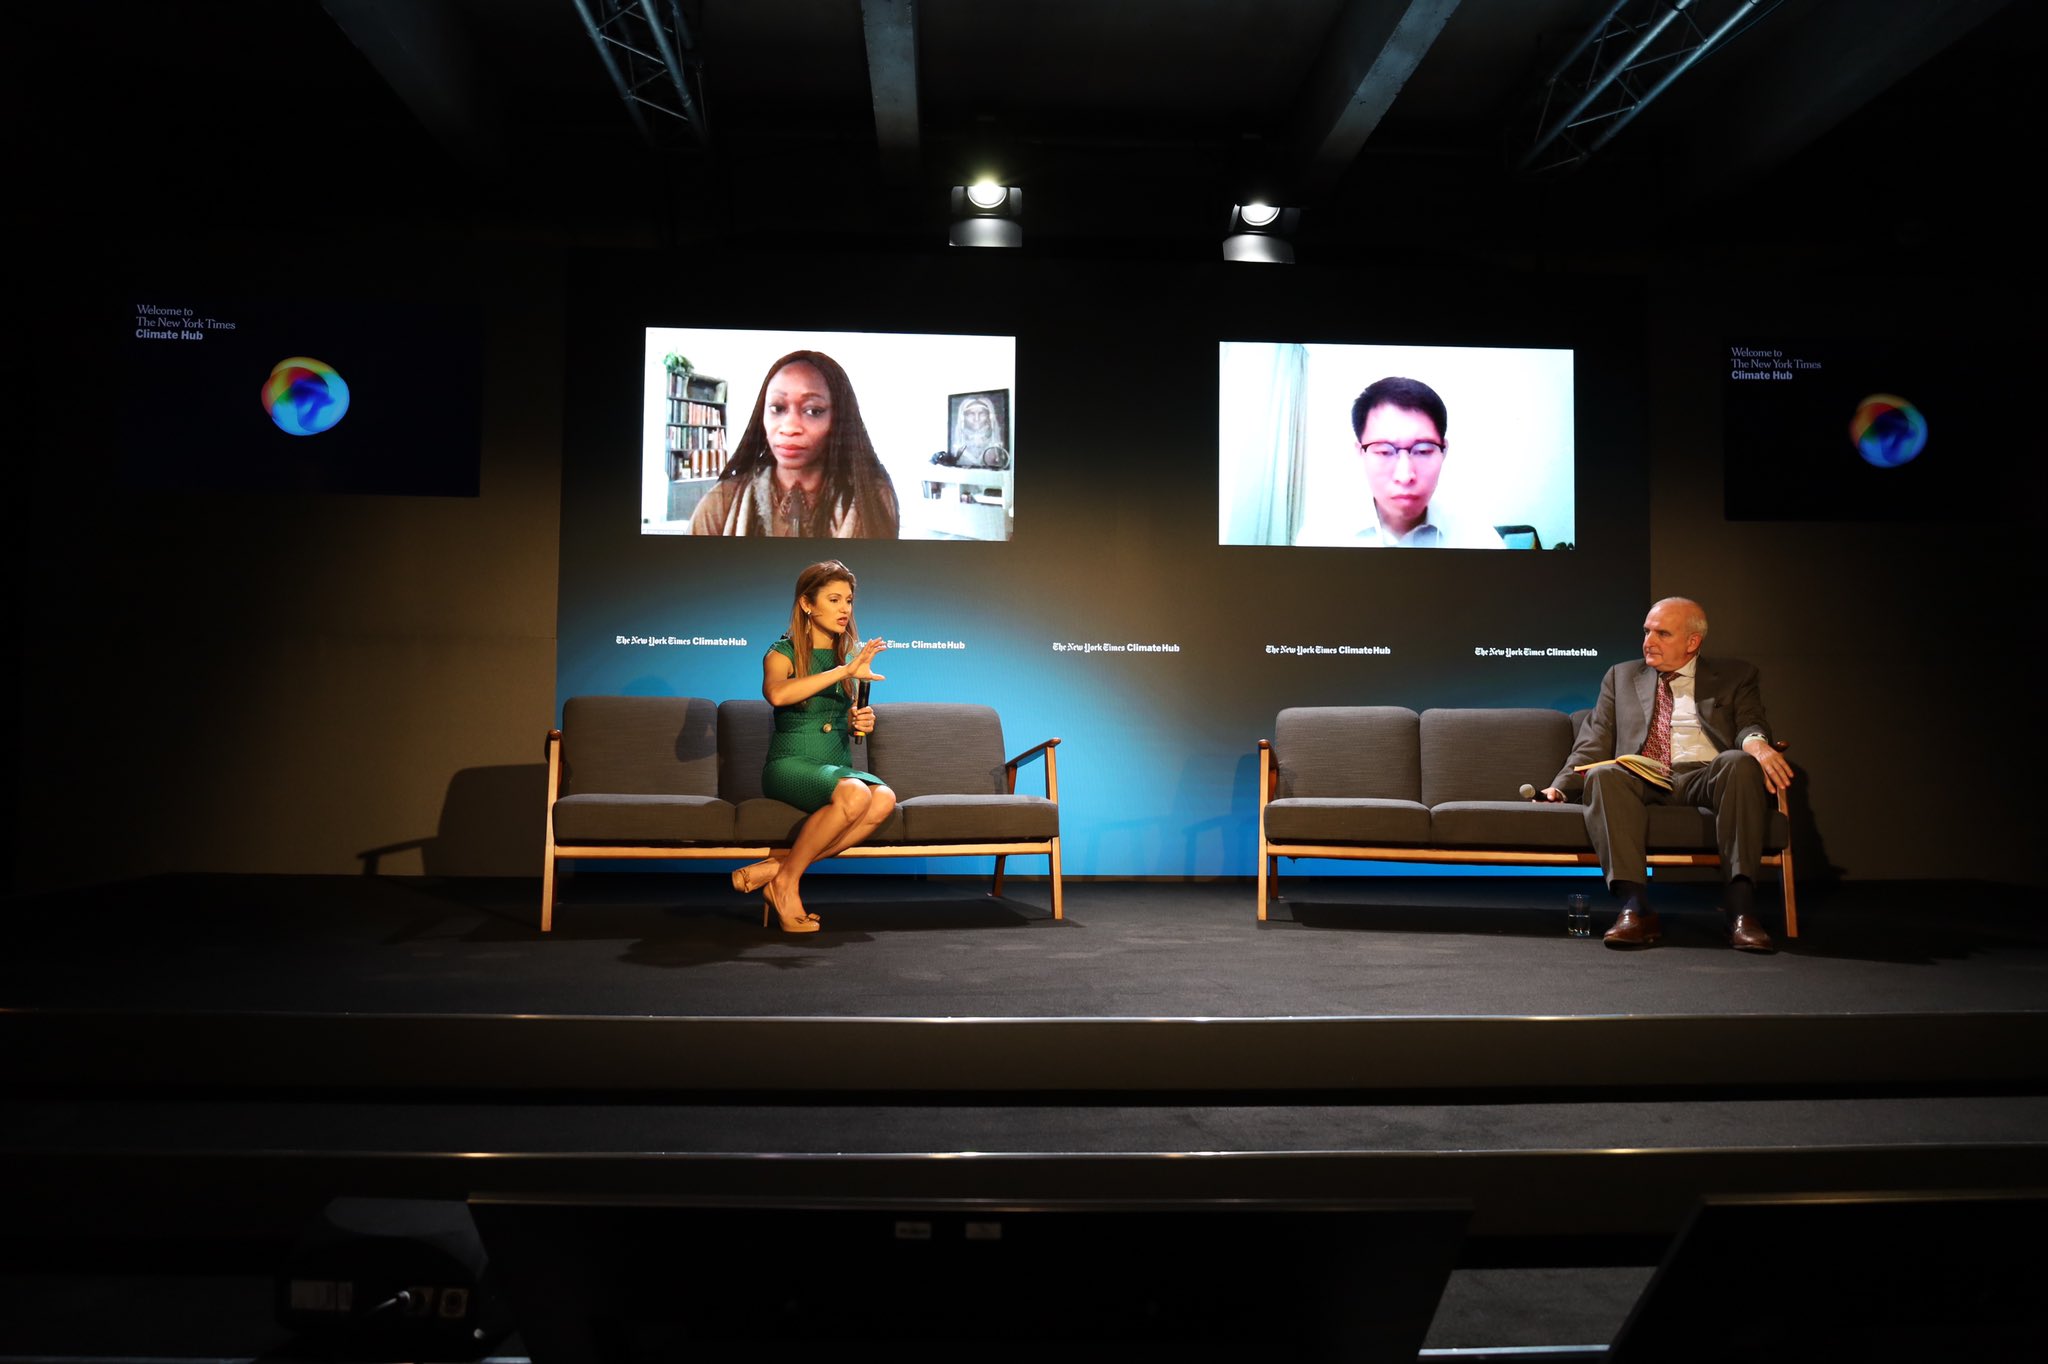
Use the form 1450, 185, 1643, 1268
946, 389, 1011, 470
915, 387, 1015, 538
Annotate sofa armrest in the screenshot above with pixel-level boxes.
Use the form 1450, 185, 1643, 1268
1004, 737, 1061, 801
1768, 739, 1791, 816
542, 729, 563, 933
544, 728, 564, 802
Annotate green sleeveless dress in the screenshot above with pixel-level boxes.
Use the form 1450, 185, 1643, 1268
761, 638, 883, 812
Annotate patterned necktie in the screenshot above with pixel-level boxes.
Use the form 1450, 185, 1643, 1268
1642, 670, 1675, 766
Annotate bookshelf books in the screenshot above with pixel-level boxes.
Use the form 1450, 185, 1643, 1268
665, 372, 729, 482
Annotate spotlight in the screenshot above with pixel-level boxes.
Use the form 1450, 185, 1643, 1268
950, 182, 1023, 248
1223, 203, 1300, 263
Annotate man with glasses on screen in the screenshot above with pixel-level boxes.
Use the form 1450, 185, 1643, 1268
1298, 375, 1506, 548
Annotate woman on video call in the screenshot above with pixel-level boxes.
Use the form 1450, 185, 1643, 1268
730, 559, 894, 932
691, 350, 902, 538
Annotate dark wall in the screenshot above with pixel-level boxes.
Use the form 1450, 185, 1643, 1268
12, 231, 565, 892
1641, 265, 2033, 885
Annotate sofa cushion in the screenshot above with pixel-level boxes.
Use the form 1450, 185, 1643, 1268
1273, 707, 1421, 801
716, 700, 778, 802
899, 795, 1058, 843
1419, 708, 1574, 806
552, 793, 736, 845
560, 696, 720, 797
728, 797, 910, 846
1429, 801, 1594, 849
732, 797, 811, 844
1263, 797, 1431, 845
866, 703, 1012, 798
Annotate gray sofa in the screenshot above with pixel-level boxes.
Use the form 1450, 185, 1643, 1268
1256, 706, 1795, 933
544, 695, 1062, 930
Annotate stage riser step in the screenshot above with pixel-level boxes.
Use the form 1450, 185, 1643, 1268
5, 1147, 2047, 1243
6, 1009, 2048, 1094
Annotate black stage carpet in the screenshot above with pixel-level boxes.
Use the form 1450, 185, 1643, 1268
3, 871, 2045, 1360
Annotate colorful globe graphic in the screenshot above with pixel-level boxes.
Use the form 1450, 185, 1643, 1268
261, 357, 351, 437
1847, 393, 1926, 469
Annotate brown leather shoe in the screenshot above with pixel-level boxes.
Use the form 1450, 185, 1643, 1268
1603, 906, 1661, 949
1728, 912, 1775, 953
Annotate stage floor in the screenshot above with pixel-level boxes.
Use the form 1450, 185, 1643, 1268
3, 871, 2045, 1359
7, 869, 2047, 1020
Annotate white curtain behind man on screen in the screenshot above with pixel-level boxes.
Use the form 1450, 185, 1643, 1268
1218, 341, 1308, 546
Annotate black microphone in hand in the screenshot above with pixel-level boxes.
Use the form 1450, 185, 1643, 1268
1519, 783, 1539, 802
852, 675, 871, 742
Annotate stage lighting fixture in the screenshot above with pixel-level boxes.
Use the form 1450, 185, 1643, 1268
949, 182, 1023, 248
1223, 202, 1300, 263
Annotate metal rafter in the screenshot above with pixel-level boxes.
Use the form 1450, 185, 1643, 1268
571, 0, 710, 149
1294, 0, 1466, 197
861, 0, 920, 184
1517, 0, 1769, 176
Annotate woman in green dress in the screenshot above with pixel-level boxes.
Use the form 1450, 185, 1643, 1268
732, 558, 892, 932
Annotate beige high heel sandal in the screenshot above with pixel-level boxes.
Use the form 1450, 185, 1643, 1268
762, 883, 820, 934
731, 860, 779, 895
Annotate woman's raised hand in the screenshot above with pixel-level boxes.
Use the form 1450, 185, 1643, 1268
847, 637, 888, 682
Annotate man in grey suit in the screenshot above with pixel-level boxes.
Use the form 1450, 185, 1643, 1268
1536, 597, 1794, 952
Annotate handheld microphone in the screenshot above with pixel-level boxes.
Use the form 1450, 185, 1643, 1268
1519, 783, 1539, 801
851, 677, 872, 748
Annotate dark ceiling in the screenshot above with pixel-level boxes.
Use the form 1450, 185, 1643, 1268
12, 0, 2033, 269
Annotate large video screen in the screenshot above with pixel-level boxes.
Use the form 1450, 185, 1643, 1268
1220, 341, 1574, 549
641, 327, 1017, 541
114, 289, 480, 497
1721, 336, 2023, 522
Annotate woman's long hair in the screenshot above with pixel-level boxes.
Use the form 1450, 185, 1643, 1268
720, 350, 900, 538
783, 559, 859, 680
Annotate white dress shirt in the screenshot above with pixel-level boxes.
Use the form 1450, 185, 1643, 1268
1664, 658, 1722, 765
1294, 491, 1509, 549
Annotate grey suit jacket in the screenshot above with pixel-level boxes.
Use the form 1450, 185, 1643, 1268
1552, 656, 1772, 795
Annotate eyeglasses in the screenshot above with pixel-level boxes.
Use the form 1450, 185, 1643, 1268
1360, 441, 1445, 460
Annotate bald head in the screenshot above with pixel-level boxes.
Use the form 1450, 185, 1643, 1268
1651, 597, 1707, 637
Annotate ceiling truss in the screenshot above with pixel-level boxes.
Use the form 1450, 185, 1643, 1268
1516, 0, 1770, 176
570, 0, 710, 149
